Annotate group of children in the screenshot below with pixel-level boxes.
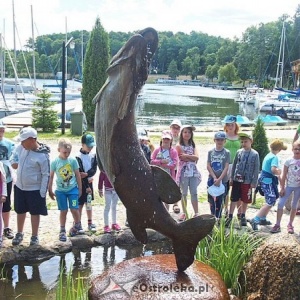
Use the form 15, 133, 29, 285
48, 134, 122, 241
148, 114, 298, 235
1, 116, 298, 246
0, 129, 122, 246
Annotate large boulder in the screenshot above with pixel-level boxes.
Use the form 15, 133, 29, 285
242, 233, 300, 299
89, 254, 229, 299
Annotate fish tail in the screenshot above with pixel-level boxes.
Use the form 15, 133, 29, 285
172, 214, 215, 272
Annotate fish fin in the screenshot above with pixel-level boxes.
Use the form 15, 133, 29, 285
92, 80, 110, 104
151, 165, 181, 204
172, 214, 215, 272
127, 211, 148, 244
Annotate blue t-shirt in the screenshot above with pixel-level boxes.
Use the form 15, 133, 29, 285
261, 152, 279, 184
50, 157, 79, 192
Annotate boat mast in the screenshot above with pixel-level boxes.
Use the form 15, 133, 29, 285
81, 30, 83, 81
275, 22, 285, 89
31, 5, 36, 93
12, 0, 18, 102
65, 16, 68, 88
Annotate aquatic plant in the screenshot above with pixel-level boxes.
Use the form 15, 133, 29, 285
55, 264, 89, 300
195, 217, 263, 296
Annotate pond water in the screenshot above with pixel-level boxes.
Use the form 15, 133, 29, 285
1, 241, 173, 299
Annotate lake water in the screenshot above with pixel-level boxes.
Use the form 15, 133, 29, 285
136, 84, 241, 128
20, 79, 245, 128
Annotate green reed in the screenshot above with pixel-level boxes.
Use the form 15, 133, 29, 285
195, 217, 263, 296
55, 264, 89, 300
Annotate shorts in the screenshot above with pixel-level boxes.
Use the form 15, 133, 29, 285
56, 186, 79, 210
78, 182, 94, 205
14, 185, 48, 215
2, 181, 12, 213
231, 181, 252, 204
261, 182, 277, 206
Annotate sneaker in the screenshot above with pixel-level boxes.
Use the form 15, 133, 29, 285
59, 231, 67, 242
193, 213, 200, 218
69, 225, 85, 237
112, 223, 122, 231
88, 223, 97, 233
225, 217, 232, 227
75, 223, 85, 235
30, 236, 39, 246
270, 224, 281, 233
3, 228, 14, 239
250, 219, 259, 231
240, 217, 247, 226
104, 226, 111, 234
287, 224, 294, 234
259, 219, 272, 225
12, 232, 24, 246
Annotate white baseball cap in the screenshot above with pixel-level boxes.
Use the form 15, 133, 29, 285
17, 127, 37, 142
170, 119, 182, 127
208, 184, 225, 197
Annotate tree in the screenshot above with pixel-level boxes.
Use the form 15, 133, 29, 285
167, 60, 179, 79
82, 17, 109, 129
32, 90, 59, 132
218, 63, 238, 83
186, 47, 200, 79
252, 117, 269, 170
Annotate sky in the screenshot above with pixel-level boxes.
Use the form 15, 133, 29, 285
1, 0, 300, 50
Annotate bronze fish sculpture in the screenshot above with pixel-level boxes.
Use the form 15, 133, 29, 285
93, 27, 215, 272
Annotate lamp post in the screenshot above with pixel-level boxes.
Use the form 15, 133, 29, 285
61, 37, 75, 134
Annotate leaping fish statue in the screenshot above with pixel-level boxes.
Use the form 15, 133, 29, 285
93, 27, 215, 272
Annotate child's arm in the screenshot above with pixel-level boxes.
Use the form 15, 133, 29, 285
75, 169, 82, 198
279, 165, 288, 191
48, 171, 55, 200
0, 164, 7, 203
207, 162, 217, 181
87, 155, 98, 178
215, 162, 229, 186
251, 153, 260, 188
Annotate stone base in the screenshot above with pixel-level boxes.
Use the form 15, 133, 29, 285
89, 254, 229, 299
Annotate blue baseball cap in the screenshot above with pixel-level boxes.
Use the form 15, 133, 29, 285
224, 115, 237, 124
81, 134, 95, 147
214, 131, 226, 139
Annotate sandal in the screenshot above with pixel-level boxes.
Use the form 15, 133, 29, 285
173, 204, 180, 214
287, 224, 294, 234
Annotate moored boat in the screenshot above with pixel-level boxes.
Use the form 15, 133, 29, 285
221, 115, 255, 127
254, 115, 288, 126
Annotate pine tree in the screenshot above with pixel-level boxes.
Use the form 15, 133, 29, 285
252, 117, 269, 170
32, 90, 59, 132
82, 17, 109, 129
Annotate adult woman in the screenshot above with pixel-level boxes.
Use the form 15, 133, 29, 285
223, 115, 241, 216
